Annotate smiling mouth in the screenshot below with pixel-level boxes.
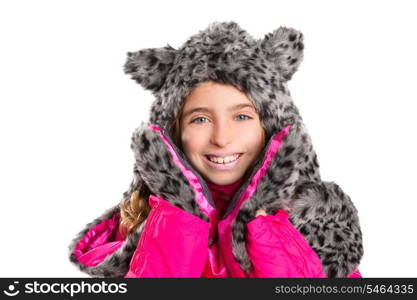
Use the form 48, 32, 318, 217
205, 153, 243, 164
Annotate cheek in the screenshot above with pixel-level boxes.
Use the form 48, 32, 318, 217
240, 124, 265, 153
181, 128, 207, 155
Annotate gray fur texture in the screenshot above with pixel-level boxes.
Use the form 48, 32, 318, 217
130, 123, 209, 222
69, 21, 363, 278
290, 181, 363, 278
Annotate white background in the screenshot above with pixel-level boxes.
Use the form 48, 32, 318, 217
0, 0, 416, 277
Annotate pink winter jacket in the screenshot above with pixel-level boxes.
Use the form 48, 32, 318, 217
73, 196, 360, 278
70, 124, 363, 278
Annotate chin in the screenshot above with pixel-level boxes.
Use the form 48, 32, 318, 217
204, 173, 242, 185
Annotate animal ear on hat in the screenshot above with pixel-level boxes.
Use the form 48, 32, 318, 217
124, 44, 177, 92
260, 27, 304, 81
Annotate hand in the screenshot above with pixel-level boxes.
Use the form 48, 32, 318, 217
255, 208, 267, 217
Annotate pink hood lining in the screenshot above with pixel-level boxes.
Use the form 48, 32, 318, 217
74, 213, 125, 266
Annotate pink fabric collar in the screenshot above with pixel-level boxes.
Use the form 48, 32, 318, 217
206, 178, 244, 197
206, 178, 244, 216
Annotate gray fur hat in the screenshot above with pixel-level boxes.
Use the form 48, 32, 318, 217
124, 21, 304, 139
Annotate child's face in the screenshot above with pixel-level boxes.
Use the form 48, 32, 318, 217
180, 81, 265, 185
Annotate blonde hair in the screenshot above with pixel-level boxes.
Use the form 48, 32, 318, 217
118, 184, 151, 238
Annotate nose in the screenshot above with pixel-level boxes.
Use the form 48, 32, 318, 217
210, 120, 233, 148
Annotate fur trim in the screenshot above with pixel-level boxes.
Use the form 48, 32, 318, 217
130, 123, 209, 222
68, 206, 145, 278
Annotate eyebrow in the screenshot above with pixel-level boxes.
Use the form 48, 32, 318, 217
181, 103, 256, 119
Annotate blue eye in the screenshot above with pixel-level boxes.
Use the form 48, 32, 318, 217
235, 114, 251, 121
191, 117, 208, 124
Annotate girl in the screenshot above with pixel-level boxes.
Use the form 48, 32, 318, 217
69, 21, 363, 278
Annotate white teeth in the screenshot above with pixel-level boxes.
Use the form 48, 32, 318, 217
208, 154, 240, 164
